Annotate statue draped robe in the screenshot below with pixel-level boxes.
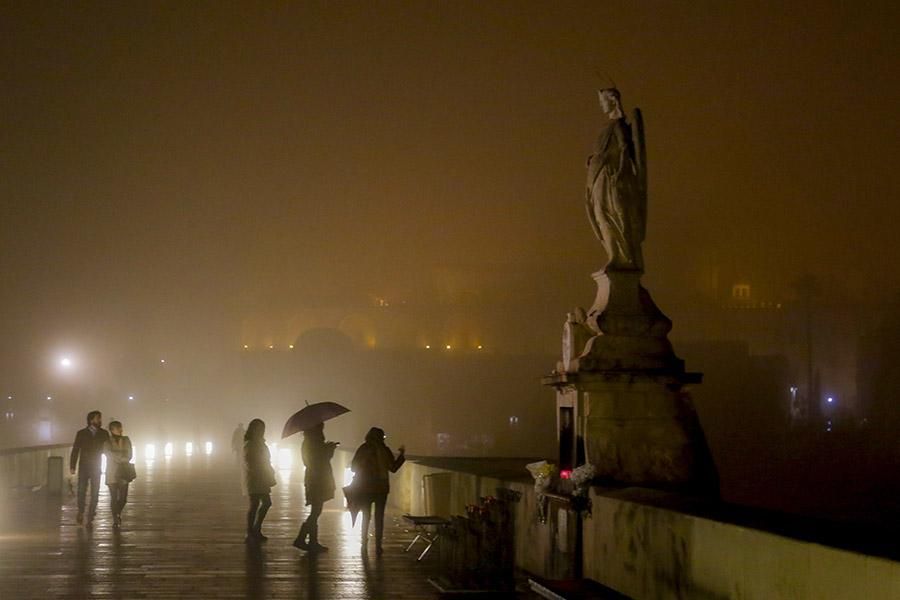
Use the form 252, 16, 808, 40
586, 114, 646, 272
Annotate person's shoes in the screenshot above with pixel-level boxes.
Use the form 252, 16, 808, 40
255, 531, 268, 542
112, 515, 121, 529
292, 536, 309, 551
376, 545, 384, 556
76, 513, 84, 525
308, 542, 329, 553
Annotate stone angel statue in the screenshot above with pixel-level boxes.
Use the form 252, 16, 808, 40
585, 88, 647, 272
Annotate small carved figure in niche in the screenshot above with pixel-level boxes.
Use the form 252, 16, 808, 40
562, 307, 593, 371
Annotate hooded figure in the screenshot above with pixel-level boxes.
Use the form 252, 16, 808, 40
351, 427, 405, 555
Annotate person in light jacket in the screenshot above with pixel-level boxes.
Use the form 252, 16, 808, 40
243, 419, 276, 543
351, 427, 405, 555
103, 420, 133, 529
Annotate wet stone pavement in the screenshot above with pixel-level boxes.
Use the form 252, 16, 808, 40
0, 455, 446, 599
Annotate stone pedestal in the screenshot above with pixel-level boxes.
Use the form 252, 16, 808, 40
549, 269, 717, 492
544, 370, 711, 488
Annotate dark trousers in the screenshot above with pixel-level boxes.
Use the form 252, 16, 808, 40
360, 493, 388, 546
108, 483, 129, 516
77, 468, 102, 517
247, 493, 272, 534
298, 501, 323, 544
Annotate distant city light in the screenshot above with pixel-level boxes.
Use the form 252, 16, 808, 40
243, 345, 249, 349
204, 441, 213, 455
185, 442, 193, 456
826, 396, 834, 404
289, 344, 294, 349
160, 359, 166, 364
46, 396, 52, 401
128, 395, 134, 401
268, 345, 274, 349
477, 345, 483, 350
164, 442, 173, 458
425, 345, 431, 349
60, 357, 72, 368
445, 345, 451, 350
145, 443, 156, 461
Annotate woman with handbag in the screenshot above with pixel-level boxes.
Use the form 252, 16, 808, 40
243, 418, 276, 543
104, 420, 134, 529
351, 427, 405, 555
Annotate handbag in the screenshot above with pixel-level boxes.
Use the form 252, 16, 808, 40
121, 462, 137, 482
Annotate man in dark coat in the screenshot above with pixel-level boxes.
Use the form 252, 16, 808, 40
70, 410, 110, 528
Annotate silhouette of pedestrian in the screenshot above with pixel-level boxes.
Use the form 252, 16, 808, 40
104, 420, 134, 529
242, 419, 276, 543
293, 422, 337, 553
70, 410, 110, 529
352, 427, 405, 555
231, 423, 245, 462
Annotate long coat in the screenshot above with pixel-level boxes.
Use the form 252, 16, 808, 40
70, 427, 110, 474
243, 439, 276, 496
351, 441, 405, 496
301, 438, 335, 506
104, 435, 133, 485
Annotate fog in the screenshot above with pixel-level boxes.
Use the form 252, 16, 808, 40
2, 2, 898, 521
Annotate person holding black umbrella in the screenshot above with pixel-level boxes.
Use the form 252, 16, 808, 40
293, 422, 337, 552
351, 427, 405, 555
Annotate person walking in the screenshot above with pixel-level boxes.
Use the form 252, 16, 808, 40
70, 410, 110, 529
293, 422, 337, 553
104, 420, 134, 529
242, 419, 276, 543
351, 427, 405, 555
231, 423, 245, 463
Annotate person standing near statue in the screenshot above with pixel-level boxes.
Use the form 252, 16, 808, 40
351, 427, 405, 555
585, 87, 647, 273
70, 410, 110, 529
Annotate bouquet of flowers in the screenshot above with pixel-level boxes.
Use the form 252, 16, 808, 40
526, 461, 556, 523
570, 463, 596, 497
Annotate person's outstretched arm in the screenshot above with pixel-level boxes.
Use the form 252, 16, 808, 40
389, 445, 406, 473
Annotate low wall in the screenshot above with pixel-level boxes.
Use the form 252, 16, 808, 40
390, 459, 900, 600
584, 488, 900, 600
0, 444, 71, 490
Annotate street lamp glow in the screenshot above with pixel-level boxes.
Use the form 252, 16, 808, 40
204, 441, 213, 455
145, 443, 156, 460
278, 447, 293, 470
128, 395, 134, 401
60, 357, 72, 368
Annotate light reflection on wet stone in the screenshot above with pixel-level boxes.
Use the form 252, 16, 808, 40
0, 457, 441, 599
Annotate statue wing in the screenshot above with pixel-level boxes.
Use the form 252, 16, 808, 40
631, 107, 648, 240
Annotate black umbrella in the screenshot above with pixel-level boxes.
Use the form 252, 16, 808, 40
281, 402, 350, 439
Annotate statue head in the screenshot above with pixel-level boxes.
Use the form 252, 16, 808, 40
598, 88, 623, 119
